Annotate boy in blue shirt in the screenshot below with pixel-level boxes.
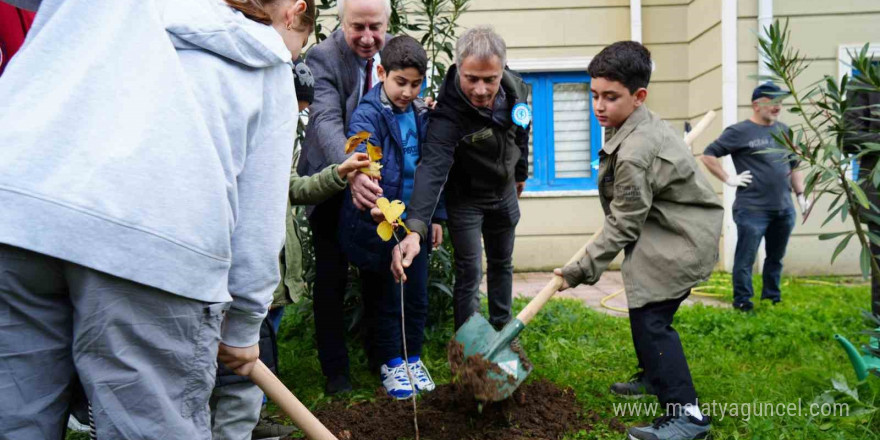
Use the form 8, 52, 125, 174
339, 35, 446, 399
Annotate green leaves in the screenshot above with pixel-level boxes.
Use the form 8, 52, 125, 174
831, 232, 855, 265
761, 18, 880, 286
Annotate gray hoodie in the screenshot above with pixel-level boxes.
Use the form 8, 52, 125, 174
0, 0, 296, 347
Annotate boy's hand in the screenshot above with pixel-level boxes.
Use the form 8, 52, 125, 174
350, 172, 383, 210
552, 268, 571, 291
424, 96, 437, 110
218, 342, 259, 376
370, 206, 384, 223
431, 223, 443, 249
516, 181, 525, 198
338, 152, 370, 179
392, 233, 421, 282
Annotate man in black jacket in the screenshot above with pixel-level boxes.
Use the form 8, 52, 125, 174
392, 25, 531, 330
845, 86, 880, 315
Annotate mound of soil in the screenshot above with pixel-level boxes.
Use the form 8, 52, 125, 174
298, 380, 610, 440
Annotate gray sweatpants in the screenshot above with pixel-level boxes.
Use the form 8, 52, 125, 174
0, 243, 227, 440
210, 381, 264, 440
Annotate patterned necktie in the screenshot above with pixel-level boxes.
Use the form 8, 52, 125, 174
363, 57, 374, 97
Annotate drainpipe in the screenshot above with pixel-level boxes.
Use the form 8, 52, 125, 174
721, 0, 738, 272
757, 0, 773, 78
755, 0, 773, 271
630, 0, 642, 43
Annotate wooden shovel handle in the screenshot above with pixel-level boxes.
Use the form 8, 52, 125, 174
684, 110, 716, 147
515, 226, 603, 326
249, 360, 339, 440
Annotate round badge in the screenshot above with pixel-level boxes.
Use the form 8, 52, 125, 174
512, 103, 532, 128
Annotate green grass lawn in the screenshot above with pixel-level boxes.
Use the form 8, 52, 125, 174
274, 273, 880, 439
66, 273, 880, 440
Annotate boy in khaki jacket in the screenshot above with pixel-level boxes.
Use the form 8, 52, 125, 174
554, 41, 723, 440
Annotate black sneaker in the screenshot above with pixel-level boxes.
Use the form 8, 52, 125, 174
610, 373, 655, 398
325, 373, 353, 395
732, 302, 754, 312
627, 412, 711, 440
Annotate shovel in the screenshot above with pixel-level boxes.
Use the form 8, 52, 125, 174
450, 230, 598, 402
249, 359, 339, 440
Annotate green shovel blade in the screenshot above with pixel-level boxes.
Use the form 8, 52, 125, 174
451, 313, 532, 402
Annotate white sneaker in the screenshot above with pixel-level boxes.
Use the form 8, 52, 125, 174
380, 361, 415, 400
67, 415, 89, 433
408, 359, 436, 393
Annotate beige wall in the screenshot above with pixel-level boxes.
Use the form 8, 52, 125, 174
312, 1, 879, 275
473, 0, 878, 274
731, 0, 880, 274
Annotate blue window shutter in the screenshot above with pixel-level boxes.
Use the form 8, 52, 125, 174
522, 71, 600, 191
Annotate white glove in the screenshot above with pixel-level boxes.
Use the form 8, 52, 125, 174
797, 193, 811, 216
725, 170, 753, 187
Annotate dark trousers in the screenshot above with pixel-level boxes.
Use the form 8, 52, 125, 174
362, 239, 429, 366
309, 193, 381, 377
732, 207, 796, 307
630, 292, 698, 408
446, 189, 520, 330
859, 157, 880, 316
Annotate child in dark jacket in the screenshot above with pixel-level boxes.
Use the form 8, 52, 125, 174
339, 35, 446, 400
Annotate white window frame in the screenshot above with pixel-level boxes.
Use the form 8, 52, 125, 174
837, 43, 880, 83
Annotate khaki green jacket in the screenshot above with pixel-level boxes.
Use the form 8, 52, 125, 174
562, 106, 723, 308
272, 164, 347, 308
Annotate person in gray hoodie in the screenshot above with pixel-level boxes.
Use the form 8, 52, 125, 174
0, 0, 315, 438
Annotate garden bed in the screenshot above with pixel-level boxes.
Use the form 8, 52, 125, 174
301, 379, 620, 440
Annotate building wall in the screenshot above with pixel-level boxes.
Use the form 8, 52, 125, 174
464, 0, 710, 270
311, 0, 879, 274
730, 0, 880, 274
501, 0, 877, 274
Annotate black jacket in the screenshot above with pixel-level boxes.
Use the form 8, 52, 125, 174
404, 64, 530, 239
844, 89, 880, 170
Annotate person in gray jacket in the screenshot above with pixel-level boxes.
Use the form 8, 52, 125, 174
0, 0, 314, 438
296, 0, 393, 394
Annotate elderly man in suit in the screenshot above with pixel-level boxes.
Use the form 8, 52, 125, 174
297, 0, 392, 395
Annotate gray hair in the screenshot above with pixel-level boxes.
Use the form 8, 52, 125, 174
455, 25, 507, 67
338, 0, 392, 22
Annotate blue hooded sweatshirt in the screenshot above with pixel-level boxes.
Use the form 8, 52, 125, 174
0, 0, 296, 347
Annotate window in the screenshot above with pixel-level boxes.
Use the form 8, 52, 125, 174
522, 71, 602, 192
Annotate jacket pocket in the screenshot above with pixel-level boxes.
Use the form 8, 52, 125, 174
460, 127, 500, 166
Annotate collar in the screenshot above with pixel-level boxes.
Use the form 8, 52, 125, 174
380, 85, 424, 114
357, 52, 380, 67
602, 105, 649, 155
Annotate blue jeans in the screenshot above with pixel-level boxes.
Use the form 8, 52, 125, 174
362, 240, 429, 365
732, 207, 796, 306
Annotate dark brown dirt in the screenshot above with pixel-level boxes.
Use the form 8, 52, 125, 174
297, 380, 600, 440
447, 340, 512, 401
